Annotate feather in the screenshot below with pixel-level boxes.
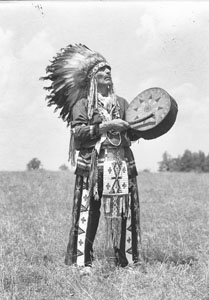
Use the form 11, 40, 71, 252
40, 44, 110, 125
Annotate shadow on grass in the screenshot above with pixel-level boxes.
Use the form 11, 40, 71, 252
95, 245, 197, 268
141, 246, 198, 266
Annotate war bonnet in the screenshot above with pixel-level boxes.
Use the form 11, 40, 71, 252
40, 44, 111, 124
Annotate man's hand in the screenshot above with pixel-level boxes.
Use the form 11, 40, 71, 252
99, 119, 130, 135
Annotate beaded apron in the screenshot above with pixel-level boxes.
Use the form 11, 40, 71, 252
102, 148, 131, 253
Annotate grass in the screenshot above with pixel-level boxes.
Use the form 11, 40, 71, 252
0, 170, 209, 299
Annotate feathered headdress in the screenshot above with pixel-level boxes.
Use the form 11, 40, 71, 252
40, 43, 111, 125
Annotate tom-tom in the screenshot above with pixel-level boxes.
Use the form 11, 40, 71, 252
125, 87, 178, 140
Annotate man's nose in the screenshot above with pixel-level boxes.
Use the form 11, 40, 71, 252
105, 68, 111, 74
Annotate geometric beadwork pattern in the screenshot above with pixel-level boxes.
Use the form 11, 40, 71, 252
76, 188, 89, 266
103, 159, 129, 218
125, 195, 132, 264
103, 160, 128, 195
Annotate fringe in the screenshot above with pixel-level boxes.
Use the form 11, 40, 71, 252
103, 195, 129, 218
68, 127, 76, 166
103, 195, 129, 248
105, 217, 122, 248
88, 148, 99, 201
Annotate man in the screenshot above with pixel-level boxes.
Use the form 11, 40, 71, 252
41, 44, 141, 270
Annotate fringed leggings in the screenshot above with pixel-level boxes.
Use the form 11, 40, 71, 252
65, 173, 141, 267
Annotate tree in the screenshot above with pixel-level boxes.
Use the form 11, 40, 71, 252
192, 151, 205, 172
180, 149, 193, 172
158, 150, 209, 173
27, 158, 42, 171
168, 157, 181, 172
59, 164, 69, 171
158, 151, 172, 172
203, 154, 209, 172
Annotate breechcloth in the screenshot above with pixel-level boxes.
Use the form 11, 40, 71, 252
65, 148, 141, 267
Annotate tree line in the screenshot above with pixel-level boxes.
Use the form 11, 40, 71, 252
158, 150, 209, 173
27, 150, 209, 173
26, 158, 69, 171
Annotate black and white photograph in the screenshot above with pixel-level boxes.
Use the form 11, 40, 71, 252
1, 1, 209, 299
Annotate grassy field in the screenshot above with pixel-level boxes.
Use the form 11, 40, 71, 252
0, 170, 209, 300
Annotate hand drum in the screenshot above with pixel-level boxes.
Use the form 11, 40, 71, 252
125, 87, 178, 140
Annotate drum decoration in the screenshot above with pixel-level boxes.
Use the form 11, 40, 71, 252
125, 87, 178, 140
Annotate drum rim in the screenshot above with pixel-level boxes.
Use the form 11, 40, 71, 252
126, 87, 178, 140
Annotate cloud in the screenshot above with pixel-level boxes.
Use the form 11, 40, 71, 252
134, 3, 209, 103
20, 30, 54, 63
135, 14, 158, 48
171, 82, 209, 121
0, 28, 16, 95
0, 28, 54, 113
0, 22, 72, 170
0, 27, 13, 54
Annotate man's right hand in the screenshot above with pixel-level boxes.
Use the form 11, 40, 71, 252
99, 119, 130, 135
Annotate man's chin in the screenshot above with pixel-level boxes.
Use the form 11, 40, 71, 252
105, 80, 112, 85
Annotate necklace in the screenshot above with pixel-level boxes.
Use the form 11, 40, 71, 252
106, 131, 121, 147
97, 94, 121, 147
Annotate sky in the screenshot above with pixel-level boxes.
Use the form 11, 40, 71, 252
1, 1, 209, 172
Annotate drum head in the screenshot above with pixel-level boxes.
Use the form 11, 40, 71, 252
126, 87, 178, 140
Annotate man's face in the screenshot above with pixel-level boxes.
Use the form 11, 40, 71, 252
95, 66, 112, 87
